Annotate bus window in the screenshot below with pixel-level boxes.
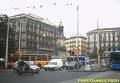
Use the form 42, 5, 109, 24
42, 55, 47, 61
37, 56, 42, 60
37, 55, 47, 61
23, 57, 29, 61
31, 56, 35, 61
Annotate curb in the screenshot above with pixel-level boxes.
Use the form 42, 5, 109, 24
67, 69, 110, 72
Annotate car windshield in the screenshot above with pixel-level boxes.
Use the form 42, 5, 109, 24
27, 63, 33, 66
25, 61, 33, 65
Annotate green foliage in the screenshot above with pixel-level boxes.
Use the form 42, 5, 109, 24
0, 14, 15, 58
90, 48, 97, 59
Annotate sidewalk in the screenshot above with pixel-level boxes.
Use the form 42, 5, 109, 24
67, 65, 110, 72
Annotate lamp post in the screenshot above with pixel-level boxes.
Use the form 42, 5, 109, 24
76, 1, 80, 55
97, 20, 101, 69
18, 19, 22, 56
5, 17, 9, 69
76, 5, 79, 46
76, 3, 80, 70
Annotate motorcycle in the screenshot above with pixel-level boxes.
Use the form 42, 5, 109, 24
15, 63, 34, 75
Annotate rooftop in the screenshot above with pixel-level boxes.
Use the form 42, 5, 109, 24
10, 13, 57, 27
87, 27, 120, 34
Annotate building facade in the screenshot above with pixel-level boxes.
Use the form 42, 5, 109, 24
65, 35, 87, 55
9, 13, 65, 57
55, 22, 66, 59
87, 27, 120, 56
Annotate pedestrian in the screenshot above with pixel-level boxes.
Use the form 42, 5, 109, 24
63, 62, 66, 70
0, 61, 2, 69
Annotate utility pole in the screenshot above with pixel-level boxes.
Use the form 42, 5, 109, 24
76, 2, 80, 70
18, 18, 22, 58
97, 20, 101, 69
77, 5, 79, 38
76, 4, 79, 55
5, 17, 9, 69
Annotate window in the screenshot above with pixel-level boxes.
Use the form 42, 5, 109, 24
115, 43, 118, 47
49, 62, 57, 65
32, 35, 34, 40
27, 34, 31, 39
21, 33, 26, 39
31, 56, 35, 61
21, 41, 26, 48
115, 37, 118, 41
23, 57, 29, 61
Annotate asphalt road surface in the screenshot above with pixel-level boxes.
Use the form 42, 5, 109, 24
0, 70, 119, 83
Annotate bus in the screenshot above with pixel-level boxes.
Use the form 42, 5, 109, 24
8, 54, 49, 68
65, 55, 89, 69
110, 51, 120, 70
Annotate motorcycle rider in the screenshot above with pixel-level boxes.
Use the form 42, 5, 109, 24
17, 58, 26, 71
17, 58, 30, 71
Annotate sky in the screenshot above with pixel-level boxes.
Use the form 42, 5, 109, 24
1, 0, 120, 37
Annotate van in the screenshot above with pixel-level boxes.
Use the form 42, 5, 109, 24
44, 59, 63, 71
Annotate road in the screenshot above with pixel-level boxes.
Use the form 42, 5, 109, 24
0, 70, 120, 83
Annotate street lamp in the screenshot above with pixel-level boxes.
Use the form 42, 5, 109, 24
75, 0, 80, 55
97, 20, 101, 69
18, 19, 22, 56
76, 4, 79, 38
5, 17, 9, 69
75, 2, 80, 70
76, 5, 79, 55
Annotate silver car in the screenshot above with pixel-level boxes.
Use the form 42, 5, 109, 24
14, 61, 40, 73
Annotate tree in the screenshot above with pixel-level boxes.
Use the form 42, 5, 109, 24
90, 47, 97, 59
99, 48, 104, 56
0, 14, 15, 58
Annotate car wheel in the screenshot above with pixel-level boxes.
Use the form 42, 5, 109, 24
59, 67, 62, 71
52, 68, 55, 71
36, 71, 39, 73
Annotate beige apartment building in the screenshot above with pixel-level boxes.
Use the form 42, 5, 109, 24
65, 35, 87, 55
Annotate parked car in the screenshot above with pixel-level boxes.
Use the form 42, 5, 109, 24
14, 61, 40, 73
44, 59, 63, 71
